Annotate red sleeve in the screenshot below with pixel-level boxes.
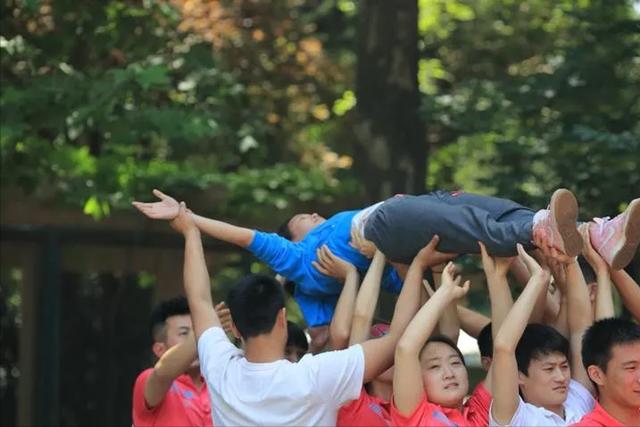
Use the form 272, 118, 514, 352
337, 387, 367, 426
389, 394, 434, 426
132, 368, 158, 426
465, 381, 492, 426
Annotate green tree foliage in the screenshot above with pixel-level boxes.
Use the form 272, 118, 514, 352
0, 0, 352, 219
419, 0, 639, 217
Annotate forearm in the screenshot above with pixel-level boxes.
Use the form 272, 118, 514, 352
330, 269, 359, 350
145, 337, 197, 406
566, 260, 593, 333
494, 274, 547, 352
457, 305, 490, 338
395, 290, 451, 354
529, 279, 549, 323
610, 269, 640, 320
183, 230, 220, 336
388, 258, 428, 339
192, 214, 254, 248
431, 272, 459, 341
487, 273, 513, 339
350, 252, 385, 345
595, 271, 615, 320
551, 295, 569, 337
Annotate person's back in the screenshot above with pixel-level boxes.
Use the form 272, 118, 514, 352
199, 326, 364, 425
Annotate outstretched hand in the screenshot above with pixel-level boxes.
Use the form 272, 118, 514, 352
516, 243, 549, 280
413, 235, 458, 269
349, 227, 377, 259
132, 189, 180, 220
312, 244, 357, 282
578, 223, 608, 273
439, 262, 470, 299
478, 241, 515, 278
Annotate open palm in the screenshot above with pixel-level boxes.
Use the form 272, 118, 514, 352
132, 189, 180, 220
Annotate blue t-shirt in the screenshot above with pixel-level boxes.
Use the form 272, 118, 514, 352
248, 210, 402, 327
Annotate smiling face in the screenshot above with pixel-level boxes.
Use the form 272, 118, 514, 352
419, 341, 469, 408
588, 342, 640, 409
519, 352, 570, 408
287, 213, 326, 241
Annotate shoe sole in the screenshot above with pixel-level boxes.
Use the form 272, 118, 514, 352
550, 189, 583, 257
610, 199, 640, 270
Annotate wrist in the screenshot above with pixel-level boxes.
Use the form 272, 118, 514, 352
184, 227, 201, 239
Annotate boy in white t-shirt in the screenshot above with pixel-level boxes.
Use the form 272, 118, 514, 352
490, 245, 596, 427
169, 202, 423, 426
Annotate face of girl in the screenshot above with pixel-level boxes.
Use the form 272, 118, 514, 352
420, 341, 469, 408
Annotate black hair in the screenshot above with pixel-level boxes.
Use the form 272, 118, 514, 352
515, 324, 569, 375
582, 317, 640, 374
577, 256, 597, 284
422, 335, 467, 367
149, 296, 190, 342
477, 322, 493, 358
277, 216, 295, 241
227, 274, 286, 339
286, 321, 309, 353
283, 280, 296, 298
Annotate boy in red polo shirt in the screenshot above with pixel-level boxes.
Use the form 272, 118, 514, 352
132, 297, 230, 426
572, 318, 640, 427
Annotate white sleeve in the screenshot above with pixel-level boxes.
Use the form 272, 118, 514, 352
197, 326, 241, 385
489, 397, 534, 427
304, 344, 365, 406
567, 379, 596, 416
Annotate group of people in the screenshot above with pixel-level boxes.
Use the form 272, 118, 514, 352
131, 188, 640, 426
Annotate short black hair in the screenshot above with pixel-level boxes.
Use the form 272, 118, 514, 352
286, 321, 308, 353
149, 296, 190, 342
582, 317, 640, 374
422, 335, 467, 367
577, 256, 597, 284
227, 274, 286, 339
516, 324, 569, 375
277, 216, 295, 241
477, 323, 493, 358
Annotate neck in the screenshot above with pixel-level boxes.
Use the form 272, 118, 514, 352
545, 403, 565, 419
186, 367, 203, 389
600, 392, 638, 425
368, 380, 393, 402
244, 333, 286, 363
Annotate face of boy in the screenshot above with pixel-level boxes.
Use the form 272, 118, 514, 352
589, 342, 640, 409
288, 213, 326, 241
519, 352, 570, 408
420, 342, 469, 408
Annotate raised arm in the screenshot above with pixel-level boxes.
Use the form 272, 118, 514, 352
456, 305, 490, 338
564, 250, 595, 394
479, 242, 514, 341
133, 189, 255, 247
432, 268, 462, 343
491, 245, 550, 425
312, 245, 360, 350
171, 203, 221, 339
579, 224, 614, 320
547, 260, 569, 337
144, 335, 197, 407
393, 261, 470, 416
350, 250, 386, 345
359, 236, 444, 385
609, 269, 640, 321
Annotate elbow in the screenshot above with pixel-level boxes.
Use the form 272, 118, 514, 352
394, 338, 417, 361
329, 325, 350, 350
493, 335, 516, 355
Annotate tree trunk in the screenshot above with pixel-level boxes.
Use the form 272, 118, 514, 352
354, 0, 425, 203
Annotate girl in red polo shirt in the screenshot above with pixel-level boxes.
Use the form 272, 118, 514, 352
392, 262, 492, 427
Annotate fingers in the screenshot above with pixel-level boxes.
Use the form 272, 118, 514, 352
426, 234, 440, 250
153, 189, 168, 200
461, 280, 471, 295
312, 261, 329, 276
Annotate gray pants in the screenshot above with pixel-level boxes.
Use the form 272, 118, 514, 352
364, 190, 535, 263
